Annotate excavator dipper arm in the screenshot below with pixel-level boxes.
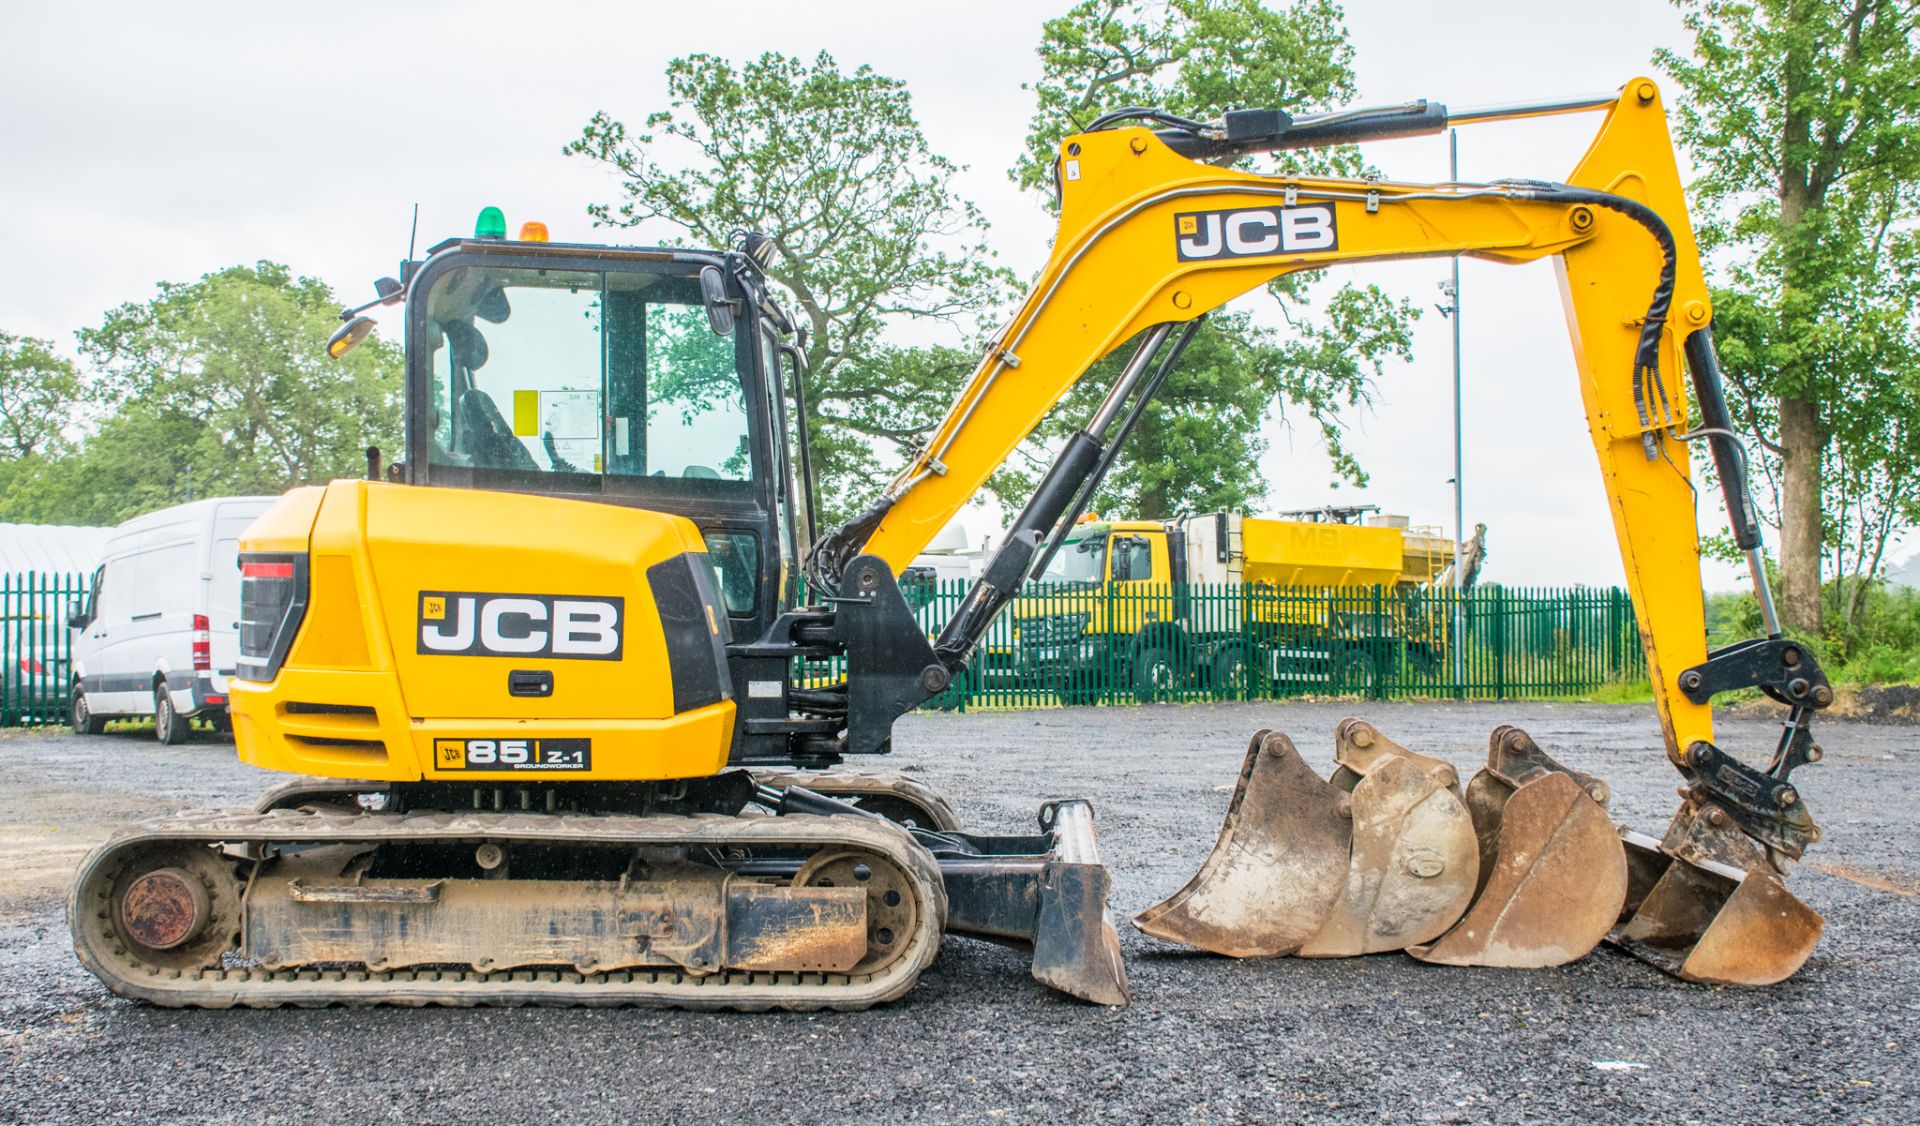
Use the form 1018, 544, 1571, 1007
813, 78, 1829, 983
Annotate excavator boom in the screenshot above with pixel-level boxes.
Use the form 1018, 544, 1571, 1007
813, 77, 1828, 983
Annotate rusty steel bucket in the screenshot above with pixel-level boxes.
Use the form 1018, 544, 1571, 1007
1134, 721, 1481, 959
1607, 813, 1823, 986
1132, 730, 1352, 956
1409, 726, 1627, 968
1295, 719, 1480, 957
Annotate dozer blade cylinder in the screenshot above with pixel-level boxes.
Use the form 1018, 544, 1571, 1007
1133, 731, 1351, 956
1296, 754, 1480, 957
1410, 734, 1628, 968
1609, 830, 1822, 986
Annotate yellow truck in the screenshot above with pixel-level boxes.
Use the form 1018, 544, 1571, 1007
1014, 507, 1475, 703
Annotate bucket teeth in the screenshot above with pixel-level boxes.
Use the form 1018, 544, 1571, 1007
1133, 731, 1351, 957
1411, 726, 1627, 968
1295, 720, 1480, 957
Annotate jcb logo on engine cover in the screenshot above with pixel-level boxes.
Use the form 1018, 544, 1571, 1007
1174, 203, 1338, 261
418, 591, 624, 660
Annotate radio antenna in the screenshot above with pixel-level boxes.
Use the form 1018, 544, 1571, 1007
406, 203, 419, 261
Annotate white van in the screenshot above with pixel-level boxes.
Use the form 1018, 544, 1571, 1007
67, 497, 277, 742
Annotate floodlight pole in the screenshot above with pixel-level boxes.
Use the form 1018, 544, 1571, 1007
1447, 128, 1465, 689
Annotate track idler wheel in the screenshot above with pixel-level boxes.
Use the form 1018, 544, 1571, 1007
1133, 730, 1351, 956
1410, 726, 1627, 968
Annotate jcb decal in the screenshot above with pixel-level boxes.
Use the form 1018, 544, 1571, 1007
434, 738, 591, 772
418, 591, 624, 660
1173, 203, 1338, 261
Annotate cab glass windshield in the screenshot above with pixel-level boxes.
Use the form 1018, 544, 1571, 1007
1036, 536, 1107, 585
422, 264, 753, 488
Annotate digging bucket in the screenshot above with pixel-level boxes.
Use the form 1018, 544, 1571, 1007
1132, 730, 1352, 956
1294, 719, 1481, 957
1410, 726, 1627, 968
1608, 822, 1822, 986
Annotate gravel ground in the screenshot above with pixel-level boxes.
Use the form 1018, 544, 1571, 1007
1, 700, 1915, 1125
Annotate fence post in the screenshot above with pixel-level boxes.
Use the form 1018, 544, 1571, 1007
1492, 586, 1508, 700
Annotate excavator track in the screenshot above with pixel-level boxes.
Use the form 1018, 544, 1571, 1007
70, 808, 947, 1011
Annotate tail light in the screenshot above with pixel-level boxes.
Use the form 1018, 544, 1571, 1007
238, 554, 308, 682
192, 613, 212, 672
18, 657, 43, 676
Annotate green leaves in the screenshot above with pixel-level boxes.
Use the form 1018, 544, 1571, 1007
1662, 0, 1920, 639
567, 52, 1013, 521
0, 264, 402, 525
1010, 0, 1415, 516
0, 332, 85, 460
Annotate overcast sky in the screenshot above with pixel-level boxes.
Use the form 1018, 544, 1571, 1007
4, 0, 1798, 588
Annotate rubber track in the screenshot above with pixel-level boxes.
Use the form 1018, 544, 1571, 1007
69, 808, 948, 1012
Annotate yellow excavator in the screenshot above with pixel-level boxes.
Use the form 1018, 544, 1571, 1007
70, 76, 1829, 1009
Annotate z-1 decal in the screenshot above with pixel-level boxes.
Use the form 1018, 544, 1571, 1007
434, 738, 592, 772
418, 591, 623, 660
1173, 203, 1339, 261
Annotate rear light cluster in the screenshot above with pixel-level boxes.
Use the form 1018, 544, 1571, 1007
237, 554, 308, 682
18, 657, 44, 675
191, 613, 212, 672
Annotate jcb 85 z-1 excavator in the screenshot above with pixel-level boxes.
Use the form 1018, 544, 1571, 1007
71, 76, 1829, 1009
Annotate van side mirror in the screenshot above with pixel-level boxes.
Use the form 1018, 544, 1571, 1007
66, 599, 86, 629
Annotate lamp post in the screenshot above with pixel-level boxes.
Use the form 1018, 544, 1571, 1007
1440, 128, 1465, 689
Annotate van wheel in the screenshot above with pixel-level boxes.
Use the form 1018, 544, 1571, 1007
71, 688, 108, 736
154, 682, 191, 745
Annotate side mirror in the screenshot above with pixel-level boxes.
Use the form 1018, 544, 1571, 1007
1109, 544, 1132, 582
700, 265, 736, 337
327, 315, 376, 359
66, 599, 86, 629
374, 276, 405, 306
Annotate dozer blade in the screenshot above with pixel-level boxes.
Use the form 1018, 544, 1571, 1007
1133, 731, 1351, 956
1609, 822, 1823, 986
1296, 719, 1481, 957
1411, 726, 1627, 968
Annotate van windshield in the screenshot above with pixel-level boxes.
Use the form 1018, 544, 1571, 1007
422, 265, 754, 490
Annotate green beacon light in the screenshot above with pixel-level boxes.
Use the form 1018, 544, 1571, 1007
475, 206, 507, 239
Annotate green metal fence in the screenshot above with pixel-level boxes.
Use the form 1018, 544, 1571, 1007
1, 572, 86, 727
2, 569, 1644, 727
808, 578, 1643, 711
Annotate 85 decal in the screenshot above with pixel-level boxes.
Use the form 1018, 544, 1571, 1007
434, 738, 592, 772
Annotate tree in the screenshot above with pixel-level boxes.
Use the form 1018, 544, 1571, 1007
0, 263, 403, 526
1007, 0, 1417, 516
566, 52, 1013, 518
1658, 0, 1920, 636
0, 332, 86, 459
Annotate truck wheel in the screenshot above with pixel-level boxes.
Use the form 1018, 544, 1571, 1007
1336, 652, 1376, 697
71, 688, 108, 736
1212, 647, 1257, 699
1134, 647, 1179, 703
154, 682, 191, 745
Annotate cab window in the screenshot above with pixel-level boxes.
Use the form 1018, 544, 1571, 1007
423, 265, 754, 489
1113, 536, 1154, 581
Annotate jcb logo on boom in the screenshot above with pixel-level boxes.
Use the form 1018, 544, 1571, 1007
418, 591, 624, 660
1173, 203, 1339, 262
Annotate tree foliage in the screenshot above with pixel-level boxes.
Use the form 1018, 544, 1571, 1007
0, 332, 86, 459
1658, 0, 1920, 636
0, 263, 402, 526
566, 52, 1013, 518
1005, 0, 1417, 516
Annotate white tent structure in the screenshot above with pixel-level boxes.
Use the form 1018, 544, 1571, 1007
0, 522, 111, 575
